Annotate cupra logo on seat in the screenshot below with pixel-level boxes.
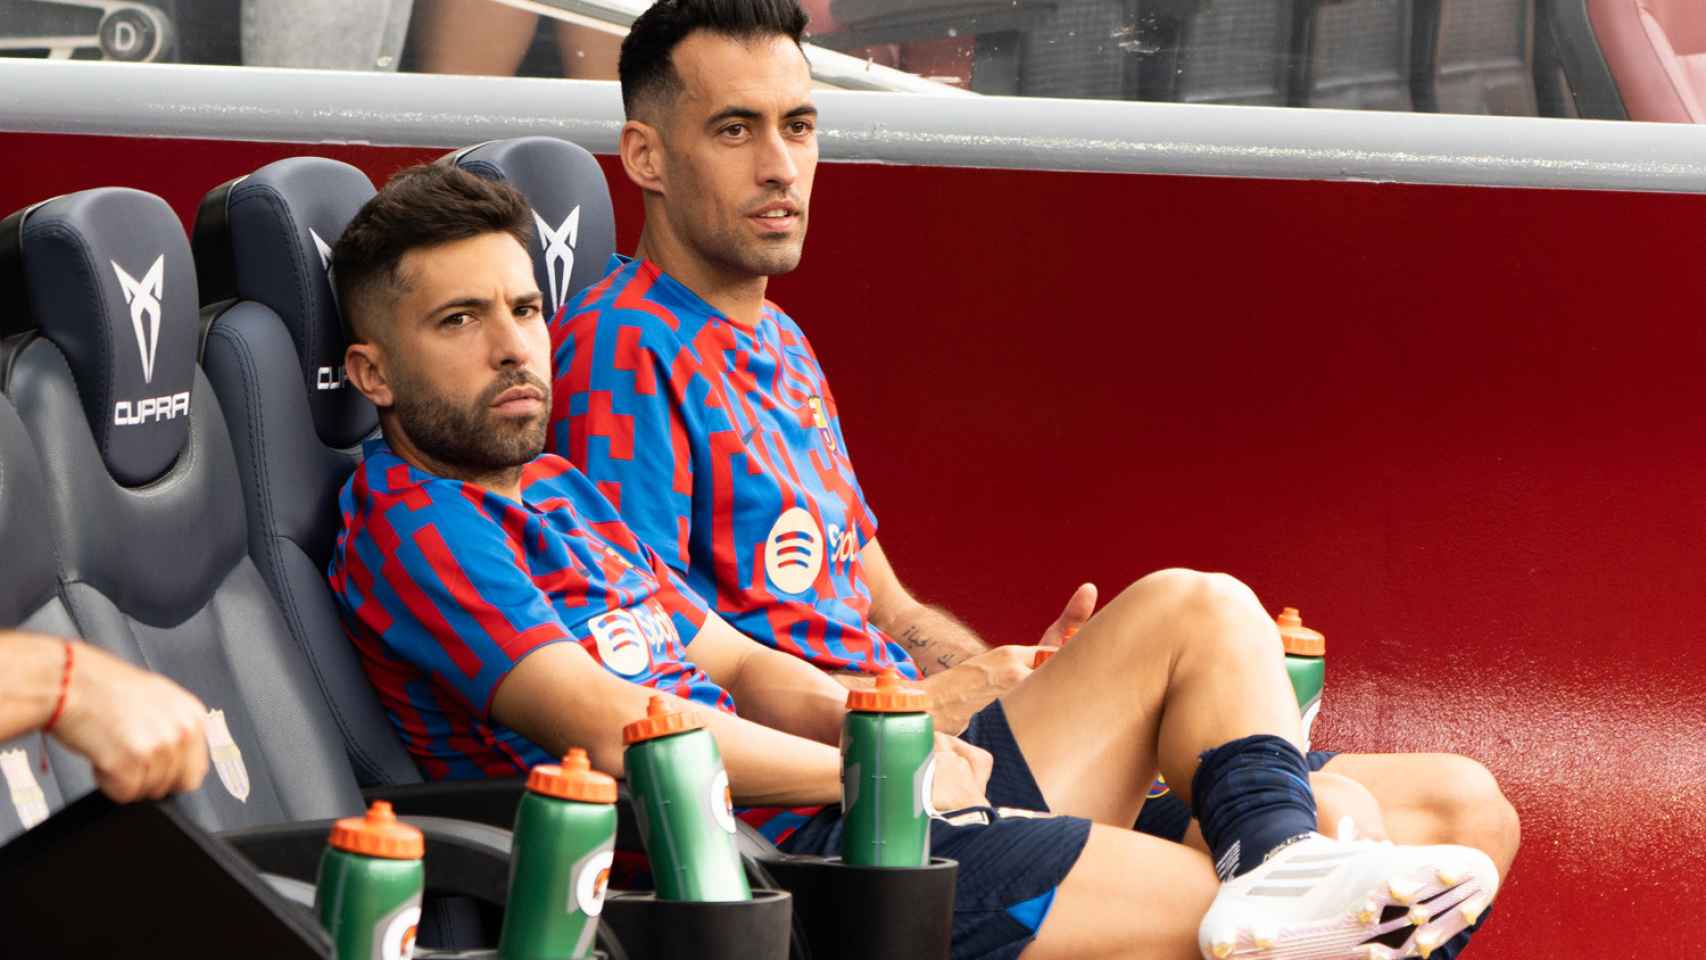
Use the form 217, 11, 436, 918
533, 207, 581, 316
112, 255, 164, 384
111, 255, 190, 427
309, 228, 348, 391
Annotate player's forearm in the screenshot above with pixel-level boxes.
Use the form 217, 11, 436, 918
0, 631, 67, 741
697, 708, 843, 806
724, 645, 848, 748
881, 602, 989, 677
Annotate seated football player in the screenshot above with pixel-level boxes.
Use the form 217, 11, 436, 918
325, 159, 1499, 960
547, 0, 1520, 924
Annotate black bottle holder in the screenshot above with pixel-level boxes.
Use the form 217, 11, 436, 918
601, 888, 794, 960
760, 856, 957, 960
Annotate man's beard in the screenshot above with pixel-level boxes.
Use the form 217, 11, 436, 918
392, 366, 549, 479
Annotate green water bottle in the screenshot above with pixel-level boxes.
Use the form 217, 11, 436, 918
315, 801, 424, 960
841, 668, 934, 867
622, 695, 751, 902
499, 747, 619, 960
1277, 607, 1326, 752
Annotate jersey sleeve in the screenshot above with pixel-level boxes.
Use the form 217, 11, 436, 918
554, 303, 702, 578
343, 486, 575, 720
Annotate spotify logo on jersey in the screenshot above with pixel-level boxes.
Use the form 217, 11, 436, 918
763, 507, 824, 595
588, 610, 650, 677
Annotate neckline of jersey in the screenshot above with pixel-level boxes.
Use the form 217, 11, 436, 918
623, 255, 780, 334
362, 436, 550, 515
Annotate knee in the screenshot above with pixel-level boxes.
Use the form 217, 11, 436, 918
1127, 568, 1275, 654
1422, 755, 1521, 876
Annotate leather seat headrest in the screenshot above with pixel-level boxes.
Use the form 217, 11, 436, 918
441, 137, 617, 320
193, 157, 377, 449
3, 188, 199, 487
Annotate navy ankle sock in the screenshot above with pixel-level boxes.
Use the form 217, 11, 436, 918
1189, 734, 1318, 879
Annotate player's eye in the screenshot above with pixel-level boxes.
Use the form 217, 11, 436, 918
439, 312, 474, 328
720, 123, 748, 139
788, 120, 815, 136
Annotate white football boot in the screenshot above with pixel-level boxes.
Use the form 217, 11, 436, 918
1197, 823, 1499, 960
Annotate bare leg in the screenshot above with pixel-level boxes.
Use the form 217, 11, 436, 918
1321, 753, 1520, 879
553, 22, 624, 80
1020, 824, 1219, 960
412, 0, 536, 75
1000, 568, 1303, 825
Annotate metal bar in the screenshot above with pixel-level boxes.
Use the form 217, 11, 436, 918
2, 58, 1705, 193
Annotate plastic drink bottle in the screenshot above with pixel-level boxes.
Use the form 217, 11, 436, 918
499, 748, 619, 960
622, 695, 751, 902
841, 668, 934, 867
1277, 607, 1326, 752
315, 801, 424, 960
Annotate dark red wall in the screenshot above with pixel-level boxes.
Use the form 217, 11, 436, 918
9, 130, 1704, 956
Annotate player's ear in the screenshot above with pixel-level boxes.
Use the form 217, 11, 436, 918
344, 340, 393, 409
620, 119, 667, 195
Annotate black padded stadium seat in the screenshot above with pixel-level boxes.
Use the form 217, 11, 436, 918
440, 137, 618, 324
0, 392, 78, 843
0, 186, 513, 944
1171, 0, 1298, 106
1414, 0, 1539, 115
1304, 0, 1416, 110
193, 157, 420, 791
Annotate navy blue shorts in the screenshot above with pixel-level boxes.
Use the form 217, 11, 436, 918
781, 700, 1092, 960
1133, 749, 1340, 842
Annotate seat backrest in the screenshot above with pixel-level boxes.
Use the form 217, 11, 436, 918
1175, 0, 1298, 106
1589, 0, 1706, 121
0, 383, 78, 842
194, 157, 421, 788
1305, 0, 1416, 111
0, 186, 364, 831
1418, 0, 1539, 115
440, 137, 618, 325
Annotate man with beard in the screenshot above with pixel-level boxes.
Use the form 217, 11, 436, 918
325, 161, 1499, 960
545, 2, 1520, 957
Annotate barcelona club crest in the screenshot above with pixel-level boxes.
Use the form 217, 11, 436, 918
807, 396, 837, 453
204, 709, 250, 803
0, 748, 49, 830
1147, 774, 1171, 800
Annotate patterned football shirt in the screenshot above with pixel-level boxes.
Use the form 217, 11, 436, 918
552, 256, 917, 679
327, 437, 733, 781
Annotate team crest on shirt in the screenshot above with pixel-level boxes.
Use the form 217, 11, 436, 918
0, 749, 48, 830
204, 709, 250, 803
806, 396, 837, 452
763, 507, 824, 595
588, 609, 651, 677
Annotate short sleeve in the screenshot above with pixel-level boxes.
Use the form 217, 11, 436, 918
343, 486, 573, 720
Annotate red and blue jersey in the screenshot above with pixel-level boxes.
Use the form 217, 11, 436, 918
551, 256, 916, 680
326, 437, 735, 781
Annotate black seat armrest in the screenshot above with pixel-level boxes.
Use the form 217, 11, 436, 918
221, 816, 514, 906
261, 872, 319, 910
364, 778, 528, 830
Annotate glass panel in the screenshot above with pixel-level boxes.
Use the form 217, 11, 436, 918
0, 0, 1654, 119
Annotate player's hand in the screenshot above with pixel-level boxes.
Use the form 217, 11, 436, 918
927, 733, 992, 813
49, 641, 211, 803
919, 645, 1043, 735
1039, 582, 1097, 648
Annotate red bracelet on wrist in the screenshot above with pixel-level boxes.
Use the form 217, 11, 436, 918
42, 639, 73, 734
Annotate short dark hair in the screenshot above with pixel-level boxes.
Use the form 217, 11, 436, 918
332, 163, 534, 344
619, 0, 809, 118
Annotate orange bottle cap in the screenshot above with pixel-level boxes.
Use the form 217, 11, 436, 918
1276, 607, 1325, 657
527, 747, 618, 804
328, 801, 424, 860
846, 668, 931, 713
623, 695, 704, 744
